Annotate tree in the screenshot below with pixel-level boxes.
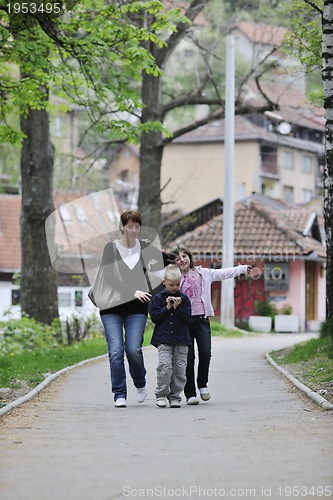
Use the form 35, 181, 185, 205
322, 0, 333, 326
137, 0, 280, 230
0, 0, 175, 323
282, 0, 332, 328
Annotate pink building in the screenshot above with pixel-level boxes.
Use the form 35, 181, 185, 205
167, 194, 326, 331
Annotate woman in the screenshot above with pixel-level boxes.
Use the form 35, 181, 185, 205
97, 210, 165, 408
170, 245, 252, 405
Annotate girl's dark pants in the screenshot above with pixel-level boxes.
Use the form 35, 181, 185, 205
184, 315, 211, 399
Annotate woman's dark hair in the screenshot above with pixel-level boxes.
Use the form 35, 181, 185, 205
169, 245, 195, 269
120, 210, 142, 229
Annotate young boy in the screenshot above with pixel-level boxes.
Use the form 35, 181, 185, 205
150, 264, 192, 408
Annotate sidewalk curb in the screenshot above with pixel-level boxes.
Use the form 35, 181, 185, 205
265, 352, 333, 411
0, 354, 107, 418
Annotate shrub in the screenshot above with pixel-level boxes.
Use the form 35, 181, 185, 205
254, 300, 278, 318
320, 319, 333, 339
0, 316, 61, 355
280, 304, 292, 315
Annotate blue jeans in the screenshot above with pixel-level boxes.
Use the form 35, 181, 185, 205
101, 314, 147, 401
184, 315, 211, 399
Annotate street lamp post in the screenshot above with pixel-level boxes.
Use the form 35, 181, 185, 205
221, 34, 235, 328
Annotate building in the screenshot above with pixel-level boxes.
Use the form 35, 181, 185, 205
167, 194, 326, 331
0, 191, 121, 321
160, 104, 324, 215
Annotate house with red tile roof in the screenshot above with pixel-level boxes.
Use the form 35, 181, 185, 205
166, 194, 326, 331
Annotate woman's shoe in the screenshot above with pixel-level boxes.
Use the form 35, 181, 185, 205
115, 397, 127, 408
136, 386, 147, 403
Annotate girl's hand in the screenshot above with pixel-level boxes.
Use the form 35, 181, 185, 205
246, 266, 253, 277
134, 290, 152, 302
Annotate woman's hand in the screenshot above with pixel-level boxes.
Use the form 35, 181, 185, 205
134, 290, 152, 303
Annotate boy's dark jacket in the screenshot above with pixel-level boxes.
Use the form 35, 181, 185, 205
150, 289, 192, 347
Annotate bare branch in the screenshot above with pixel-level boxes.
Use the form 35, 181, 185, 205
156, 0, 213, 68
163, 94, 222, 116
303, 0, 323, 15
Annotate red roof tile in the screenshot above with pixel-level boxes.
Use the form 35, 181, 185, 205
167, 195, 326, 261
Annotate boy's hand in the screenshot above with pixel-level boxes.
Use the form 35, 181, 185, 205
172, 297, 182, 309
167, 296, 182, 309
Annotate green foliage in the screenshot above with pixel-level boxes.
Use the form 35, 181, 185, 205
320, 319, 333, 339
0, 314, 103, 355
281, 0, 324, 102
254, 300, 278, 318
63, 314, 103, 344
0, 317, 61, 355
280, 303, 292, 315
0, 0, 181, 143
0, 337, 108, 391
278, 337, 332, 363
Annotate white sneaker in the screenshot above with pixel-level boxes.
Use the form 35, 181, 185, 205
169, 399, 181, 408
186, 396, 199, 405
136, 386, 147, 403
199, 387, 210, 401
156, 397, 167, 408
115, 398, 126, 408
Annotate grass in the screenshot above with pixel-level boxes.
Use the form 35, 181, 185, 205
0, 337, 108, 389
271, 336, 333, 404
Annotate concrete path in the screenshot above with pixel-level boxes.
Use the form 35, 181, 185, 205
0, 333, 332, 500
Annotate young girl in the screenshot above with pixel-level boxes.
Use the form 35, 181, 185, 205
170, 245, 252, 405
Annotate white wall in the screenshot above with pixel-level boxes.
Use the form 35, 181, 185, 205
0, 282, 97, 322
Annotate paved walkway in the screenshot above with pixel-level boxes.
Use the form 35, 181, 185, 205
0, 333, 332, 500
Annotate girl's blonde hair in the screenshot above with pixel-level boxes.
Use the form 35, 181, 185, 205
164, 264, 181, 281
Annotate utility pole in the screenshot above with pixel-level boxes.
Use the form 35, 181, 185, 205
220, 34, 235, 328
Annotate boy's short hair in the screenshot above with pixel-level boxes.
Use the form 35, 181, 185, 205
164, 264, 181, 281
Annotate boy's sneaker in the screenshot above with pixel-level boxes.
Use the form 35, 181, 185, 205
115, 398, 126, 408
136, 386, 147, 403
169, 399, 181, 408
199, 387, 210, 401
186, 396, 199, 405
156, 397, 167, 408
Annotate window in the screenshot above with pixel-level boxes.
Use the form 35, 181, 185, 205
11, 289, 20, 305
58, 292, 71, 307
281, 151, 294, 169
75, 291, 83, 307
283, 185, 294, 204
302, 189, 313, 203
124, 150, 131, 159
119, 169, 128, 181
59, 205, 71, 222
75, 206, 86, 222
236, 182, 246, 201
301, 155, 312, 173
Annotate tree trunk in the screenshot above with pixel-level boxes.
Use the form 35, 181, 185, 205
322, 0, 333, 325
138, 71, 164, 230
20, 100, 59, 324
